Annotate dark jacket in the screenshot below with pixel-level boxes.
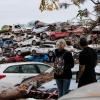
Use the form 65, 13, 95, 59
78, 47, 97, 87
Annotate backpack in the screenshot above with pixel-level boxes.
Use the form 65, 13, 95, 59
53, 52, 65, 75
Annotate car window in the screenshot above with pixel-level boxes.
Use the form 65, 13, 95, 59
43, 45, 50, 48
0, 39, 3, 42
5, 40, 13, 44
26, 45, 31, 47
39, 45, 45, 48
36, 64, 50, 73
4, 65, 20, 73
40, 45, 53, 48
27, 36, 33, 39
46, 45, 54, 48
15, 25, 21, 29
21, 64, 39, 73
21, 45, 27, 47
21, 34, 25, 36
4, 33, 10, 35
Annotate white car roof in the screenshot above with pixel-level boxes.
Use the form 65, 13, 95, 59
40, 44, 55, 46
0, 62, 49, 67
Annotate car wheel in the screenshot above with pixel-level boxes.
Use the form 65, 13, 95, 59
48, 51, 54, 56
50, 35, 55, 41
17, 50, 21, 55
31, 50, 36, 54
42, 33, 47, 39
32, 40, 36, 45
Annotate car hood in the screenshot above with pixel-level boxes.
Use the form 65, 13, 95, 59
59, 82, 100, 100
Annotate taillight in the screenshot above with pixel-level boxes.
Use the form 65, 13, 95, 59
0, 74, 6, 79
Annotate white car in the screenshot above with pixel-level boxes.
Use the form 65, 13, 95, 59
31, 44, 56, 54
32, 26, 49, 33
71, 63, 100, 75
14, 44, 32, 54
18, 36, 40, 45
0, 56, 7, 62
0, 62, 52, 86
12, 24, 26, 33
88, 44, 100, 50
0, 32, 15, 39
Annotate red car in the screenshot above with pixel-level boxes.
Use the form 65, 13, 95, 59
6, 55, 24, 62
46, 31, 70, 40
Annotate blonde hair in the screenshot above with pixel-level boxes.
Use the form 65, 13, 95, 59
56, 39, 66, 48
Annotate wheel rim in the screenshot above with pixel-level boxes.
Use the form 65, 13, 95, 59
42, 33, 47, 38
49, 51, 53, 56
51, 36, 55, 40
32, 40, 36, 45
32, 50, 36, 54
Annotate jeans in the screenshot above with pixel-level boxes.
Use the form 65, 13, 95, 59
56, 79, 71, 98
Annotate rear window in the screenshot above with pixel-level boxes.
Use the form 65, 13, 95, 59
36, 64, 50, 73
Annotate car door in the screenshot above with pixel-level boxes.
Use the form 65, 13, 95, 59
54, 32, 60, 38
26, 45, 31, 52
20, 45, 27, 52
39, 45, 48, 54
21, 45, 30, 52
58, 32, 65, 38
42, 45, 53, 53
20, 64, 40, 81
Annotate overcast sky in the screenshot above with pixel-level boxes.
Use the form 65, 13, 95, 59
0, 0, 96, 28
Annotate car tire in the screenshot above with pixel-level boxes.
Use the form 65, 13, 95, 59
50, 35, 55, 41
42, 33, 47, 39
48, 51, 54, 56
31, 50, 36, 54
32, 40, 36, 45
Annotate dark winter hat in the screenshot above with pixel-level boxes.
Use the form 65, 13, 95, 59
79, 37, 88, 47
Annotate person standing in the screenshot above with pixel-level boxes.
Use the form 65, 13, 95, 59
53, 39, 74, 98
77, 38, 97, 87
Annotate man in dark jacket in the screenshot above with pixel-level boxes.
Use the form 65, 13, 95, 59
53, 39, 74, 97
77, 38, 97, 87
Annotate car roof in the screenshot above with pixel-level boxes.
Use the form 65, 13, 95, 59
0, 62, 48, 66
0, 62, 52, 73
0, 62, 50, 67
